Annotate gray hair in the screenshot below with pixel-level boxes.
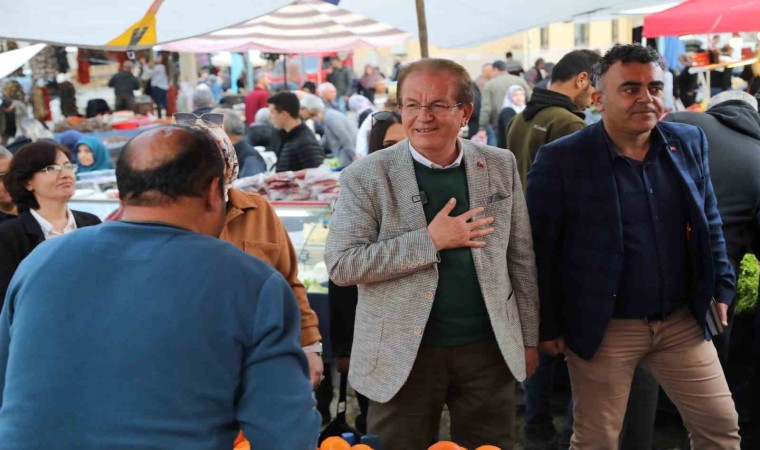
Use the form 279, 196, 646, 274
254, 107, 272, 126
254, 70, 269, 85
300, 94, 325, 113
192, 87, 214, 108
708, 90, 758, 111
0, 146, 11, 159
218, 110, 245, 136
316, 82, 336, 95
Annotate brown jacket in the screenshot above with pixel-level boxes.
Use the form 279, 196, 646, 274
220, 188, 321, 346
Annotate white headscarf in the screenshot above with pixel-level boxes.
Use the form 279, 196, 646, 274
502, 85, 527, 113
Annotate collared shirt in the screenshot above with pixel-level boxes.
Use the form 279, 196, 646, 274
29, 208, 77, 240
409, 141, 463, 169
606, 128, 690, 319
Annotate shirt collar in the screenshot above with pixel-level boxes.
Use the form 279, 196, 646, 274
603, 124, 667, 162
30, 208, 77, 240
408, 140, 463, 169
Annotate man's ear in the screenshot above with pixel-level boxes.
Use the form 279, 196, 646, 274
461, 102, 475, 126
576, 72, 589, 89
205, 176, 224, 211
591, 90, 604, 112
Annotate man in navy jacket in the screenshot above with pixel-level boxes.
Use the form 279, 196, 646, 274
526, 44, 740, 449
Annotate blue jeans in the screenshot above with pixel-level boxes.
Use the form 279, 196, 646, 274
524, 352, 557, 426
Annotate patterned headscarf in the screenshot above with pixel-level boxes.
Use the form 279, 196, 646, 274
173, 119, 238, 202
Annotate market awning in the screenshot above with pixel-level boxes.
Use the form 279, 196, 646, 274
0, 0, 293, 50
339, 0, 681, 49
2, 0, 684, 52
160, 0, 411, 53
644, 0, 760, 38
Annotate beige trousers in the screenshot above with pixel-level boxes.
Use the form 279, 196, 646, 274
566, 307, 740, 450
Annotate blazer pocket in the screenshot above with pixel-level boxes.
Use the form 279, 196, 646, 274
351, 307, 384, 376
243, 241, 281, 266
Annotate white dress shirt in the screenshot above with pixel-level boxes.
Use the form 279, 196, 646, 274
29, 208, 77, 240
409, 140, 463, 169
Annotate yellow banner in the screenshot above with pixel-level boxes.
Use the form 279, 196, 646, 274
106, 0, 164, 48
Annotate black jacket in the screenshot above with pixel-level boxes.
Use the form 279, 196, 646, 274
272, 122, 325, 173
666, 100, 760, 270
0, 210, 101, 306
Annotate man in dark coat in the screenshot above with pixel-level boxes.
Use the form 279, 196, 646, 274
527, 44, 740, 450
665, 91, 760, 363
108, 61, 140, 111
267, 92, 324, 173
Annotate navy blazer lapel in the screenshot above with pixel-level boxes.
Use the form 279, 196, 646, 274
661, 129, 704, 217
387, 142, 429, 231
19, 211, 45, 245
589, 123, 624, 245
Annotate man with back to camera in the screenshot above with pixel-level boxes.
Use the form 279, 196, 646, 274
325, 58, 539, 450
0, 125, 321, 449
526, 44, 740, 449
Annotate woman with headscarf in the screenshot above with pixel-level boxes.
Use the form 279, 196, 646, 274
348, 94, 377, 128
74, 136, 114, 175
496, 84, 527, 149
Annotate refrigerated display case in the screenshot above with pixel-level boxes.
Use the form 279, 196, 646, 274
68, 195, 333, 290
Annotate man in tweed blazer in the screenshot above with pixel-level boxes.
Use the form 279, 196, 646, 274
527, 45, 740, 449
325, 59, 539, 450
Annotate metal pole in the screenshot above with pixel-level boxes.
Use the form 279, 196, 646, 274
415, 0, 429, 58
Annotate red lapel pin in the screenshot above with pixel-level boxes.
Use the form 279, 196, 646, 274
669, 145, 677, 152
476, 161, 485, 168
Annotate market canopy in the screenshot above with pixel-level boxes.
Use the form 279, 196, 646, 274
0, 0, 293, 50
339, 0, 682, 49
644, 0, 760, 37
2, 0, 685, 52
161, 0, 411, 53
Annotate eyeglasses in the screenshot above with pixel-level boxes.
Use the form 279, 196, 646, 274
172, 112, 224, 127
39, 164, 78, 175
371, 110, 401, 127
401, 102, 463, 114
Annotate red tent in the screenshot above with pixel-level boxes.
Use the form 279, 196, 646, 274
643, 0, 760, 37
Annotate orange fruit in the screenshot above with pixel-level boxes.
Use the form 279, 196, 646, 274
428, 442, 462, 450
475, 446, 501, 450
351, 445, 374, 450
320, 437, 351, 450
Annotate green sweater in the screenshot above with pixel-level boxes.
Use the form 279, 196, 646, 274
413, 160, 494, 347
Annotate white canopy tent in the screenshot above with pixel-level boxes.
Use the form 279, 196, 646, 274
0, 0, 293, 50
0, 0, 682, 52
339, 0, 683, 49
